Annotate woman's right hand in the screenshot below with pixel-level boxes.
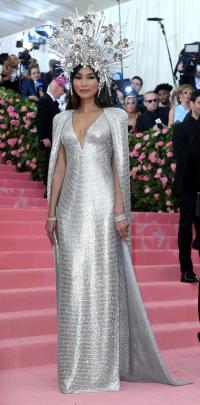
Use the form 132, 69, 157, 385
45, 220, 57, 244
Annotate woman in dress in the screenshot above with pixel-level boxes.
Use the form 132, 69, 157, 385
124, 95, 141, 133
168, 84, 193, 127
46, 10, 188, 394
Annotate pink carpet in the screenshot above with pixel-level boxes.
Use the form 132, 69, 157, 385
0, 163, 200, 404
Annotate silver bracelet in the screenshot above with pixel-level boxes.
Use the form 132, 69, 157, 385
113, 214, 126, 223
47, 216, 57, 221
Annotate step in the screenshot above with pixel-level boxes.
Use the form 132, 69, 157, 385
0, 287, 56, 312
132, 249, 200, 265
0, 163, 16, 172
0, 236, 51, 251
132, 212, 179, 224
0, 334, 57, 369
0, 221, 46, 236
152, 321, 200, 350
0, 251, 53, 270
0, 196, 47, 208
0, 178, 44, 189
0, 308, 57, 339
0, 171, 31, 180
0, 207, 47, 221
0, 268, 55, 289
139, 281, 199, 302
1, 320, 199, 370
145, 299, 198, 324
134, 264, 200, 282
132, 223, 178, 236
133, 236, 178, 250
0, 187, 44, 197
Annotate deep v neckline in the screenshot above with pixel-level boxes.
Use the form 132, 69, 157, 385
71, 110, 104, 151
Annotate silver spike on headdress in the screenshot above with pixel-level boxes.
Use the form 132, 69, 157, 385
48, 7, 132, 94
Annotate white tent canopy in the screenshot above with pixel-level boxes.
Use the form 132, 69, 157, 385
0, 0, 130, 38
0, 0, 200, 91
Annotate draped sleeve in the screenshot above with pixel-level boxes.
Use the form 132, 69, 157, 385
47, 110, 71, 202
103, 107, 131, 250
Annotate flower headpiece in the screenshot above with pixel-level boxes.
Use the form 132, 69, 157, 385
48, 8, 132, 94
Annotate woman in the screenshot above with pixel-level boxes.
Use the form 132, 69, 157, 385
21, 64, 45, 101
168, 84, 193, 127
124, 95, 141, 133
46, 10, 187, 394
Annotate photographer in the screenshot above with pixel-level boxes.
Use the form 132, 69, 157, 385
21, 64, 45, 102
176, 42, 200, 90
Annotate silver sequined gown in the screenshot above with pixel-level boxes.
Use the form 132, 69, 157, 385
48, 108, 188, 393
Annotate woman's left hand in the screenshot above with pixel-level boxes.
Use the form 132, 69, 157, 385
115, 220, 129, 241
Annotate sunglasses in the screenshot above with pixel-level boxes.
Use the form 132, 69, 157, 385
144, 99, 158, 103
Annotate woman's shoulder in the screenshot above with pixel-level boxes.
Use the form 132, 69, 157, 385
104, 107, 127, 120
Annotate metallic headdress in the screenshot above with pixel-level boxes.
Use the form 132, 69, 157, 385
48, 8, 132, 93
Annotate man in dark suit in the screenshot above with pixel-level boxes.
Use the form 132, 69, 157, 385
136, 91, 169, 132
173, 90, 200, 282
36, 77, 65, 194
21, 65, 45, 101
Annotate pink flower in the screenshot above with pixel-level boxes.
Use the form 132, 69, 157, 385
30, 127, 37, 133
26, 160, 30, 166
157, 168, 162, 174
0, 100, 6, 106
149, 151, 157, 163
154, 194, 160, 200
0, 142, 6, 148
0, 115, 4, 120
0, 151, 6, 158
166, 141, 172, 147
20, 106, 27, 112
147, 164, 152, 170
167, 151, 173, 158
7, 105, 15, 113
0, 124, 7, 129
171, 163, 176, 172
160, 159, 165, 166
143, 134, 150, 141
135, 132, 143, 138
8, 98, 14, 103
138, 152, 146, 161
154, 173, 161, 178
144, 187, 151, 194
160, 176, 168, 186
131, 149, 139, 157
31, 157, 37, 163
162, 127, 169, 134
135, 143, 142, 150
166, 200, 173, 206
165, 188, 172, 196
143, 175, 150, 182
7, 138, 18, 147
10, 119, 20, 127
26, 111, 35, 118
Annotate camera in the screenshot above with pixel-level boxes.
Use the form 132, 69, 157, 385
18, 50, 31, 67
177, 42, 200, 73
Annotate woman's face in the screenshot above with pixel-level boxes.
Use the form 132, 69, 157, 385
180, 88, 193, 103
125, 97, 136, 113
73, 66, 98, 99
30, 68, 40, 81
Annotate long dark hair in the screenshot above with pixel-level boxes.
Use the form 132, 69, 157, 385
67, 65, 113, 110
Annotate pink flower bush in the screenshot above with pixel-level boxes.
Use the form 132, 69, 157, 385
129, 126, 178, 212
0, 87, 44, 180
